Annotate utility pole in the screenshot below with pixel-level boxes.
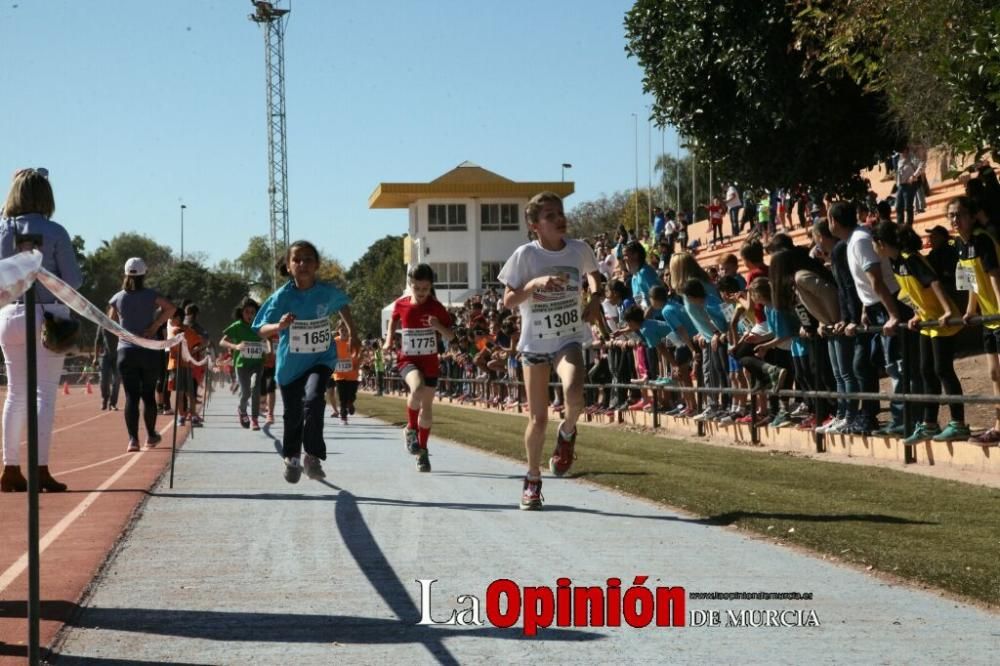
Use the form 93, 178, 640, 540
632, 113, 639, 237
250, 1, 291, 288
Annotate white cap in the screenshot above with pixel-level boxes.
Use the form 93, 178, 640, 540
124, 257, 147, 276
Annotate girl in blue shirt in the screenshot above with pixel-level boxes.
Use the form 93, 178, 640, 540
253, 241, 358, 484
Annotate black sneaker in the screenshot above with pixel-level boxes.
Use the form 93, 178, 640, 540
239, 411, 250, 429
145, 432, 162, 448
416, 450, 431, 472
348, 402, 356, 415
520, 476, 543, 511
404, 428, 420, 455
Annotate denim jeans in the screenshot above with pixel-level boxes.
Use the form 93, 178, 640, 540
828, 337, 858, 419
895, 182, 917, 226
864, 302, 917, 426
100, 351, 121, 407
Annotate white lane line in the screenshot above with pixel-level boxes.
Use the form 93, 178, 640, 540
51, 422, 175, 476
0, 422, 177, 594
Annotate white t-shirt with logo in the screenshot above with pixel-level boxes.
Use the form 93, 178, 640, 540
497, 239, 598, 354
846, 227, 899, 307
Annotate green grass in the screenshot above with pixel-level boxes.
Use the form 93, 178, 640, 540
357, 394, 1000, 607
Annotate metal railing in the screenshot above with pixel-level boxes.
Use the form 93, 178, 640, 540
371, 313, 1000, 464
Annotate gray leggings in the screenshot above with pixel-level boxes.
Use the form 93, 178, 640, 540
237, 364, 263, 418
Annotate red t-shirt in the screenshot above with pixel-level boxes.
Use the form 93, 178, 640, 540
708, 205, 723, 227
391, 295, 452, 375
745, 266, 767, 323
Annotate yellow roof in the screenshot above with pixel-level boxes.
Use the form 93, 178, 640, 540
368, 161, 574, 209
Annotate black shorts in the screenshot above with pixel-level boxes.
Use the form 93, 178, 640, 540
984, 326, 1000, 354
262, 366, 277, 394
674, 346, 693, 366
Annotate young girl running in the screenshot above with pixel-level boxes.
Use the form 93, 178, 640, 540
221, 297, 264, 430
498, 192, 610, 510
332, 319, 361, 425
253, 241, 357, 483
383, 263, 455, 473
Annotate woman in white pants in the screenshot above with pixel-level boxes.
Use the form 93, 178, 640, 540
0, 169, 83, 492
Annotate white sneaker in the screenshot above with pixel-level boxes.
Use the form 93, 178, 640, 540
821, 417, 847, 434
692, 407, 715, 422
283, 456, 302, 484
790, 403, 811, 418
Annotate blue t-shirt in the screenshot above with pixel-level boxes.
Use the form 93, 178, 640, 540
637, 319, 673, 348
661, 301, 695, 341
252, 280, 351, 385
630, 265, 664, 308
653, 213, 666, 237
683, 280, 728, 338
764, 305, 807, 357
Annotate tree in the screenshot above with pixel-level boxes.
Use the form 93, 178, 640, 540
790, 1, 1000, 157
79, 233, 174, 314
624, 0, 904, 195
344, 235, 406, 338
235, 235, 275, 294
653, 153, 713, 217
151, 260, 249, 341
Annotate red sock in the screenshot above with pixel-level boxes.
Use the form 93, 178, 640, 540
407, 408, 419, 430
418, 426, 430, 449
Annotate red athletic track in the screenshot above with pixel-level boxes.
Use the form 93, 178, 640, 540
0, 387, 188, 663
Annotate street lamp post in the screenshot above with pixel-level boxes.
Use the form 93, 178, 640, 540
632, 112, 639, 237
180, 204, 187, 261
561, 163, 572, 182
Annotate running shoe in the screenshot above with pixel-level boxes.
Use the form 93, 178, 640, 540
303, 453, 326, 480
519, 476, 543, 511
348, 402, 356, 415
717, 414, 735, 426
815, 416, 841, 434
736, 414, 754, 425
416, 449, 431, 473
251, 418, 260, 431
549, 425, 577, 477
126, 438, 140, 453
178, 417, 186, 426
283, 456, 302, 483
874, 422, 905, 437
239, 411, 250, 429
109, 405, 119, 411
790, 402, 811, 418
692, 407, 716, 422
969, 427, 1000, 445
932, 421, 971, 442
770, 410, 794, 428
795, 415, 817, 430
902, 423, 939, 446
404, 427, 420, 455
145, 433, 162, 448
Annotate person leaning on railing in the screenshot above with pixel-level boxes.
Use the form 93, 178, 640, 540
0, 168, 83, 493
950, 195, 1000, 444
871, 221, 970, 443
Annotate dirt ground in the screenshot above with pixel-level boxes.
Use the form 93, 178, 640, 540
883, 352, 997, 430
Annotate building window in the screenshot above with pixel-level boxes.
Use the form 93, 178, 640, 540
428, 262, 469, 289
481, 262, 503, 289
428, 204, 467, 231
480, 203, 519, 231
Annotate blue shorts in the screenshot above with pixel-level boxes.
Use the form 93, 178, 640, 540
728, 355, 741, 373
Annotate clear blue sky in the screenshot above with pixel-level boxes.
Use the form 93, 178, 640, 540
1, 0, 677, 269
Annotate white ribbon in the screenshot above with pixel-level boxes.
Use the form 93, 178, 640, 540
0, 251, 209, 366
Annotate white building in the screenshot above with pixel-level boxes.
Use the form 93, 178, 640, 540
368, 161, 574, 307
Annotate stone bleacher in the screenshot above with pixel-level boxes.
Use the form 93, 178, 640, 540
679, 176, 968, 272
